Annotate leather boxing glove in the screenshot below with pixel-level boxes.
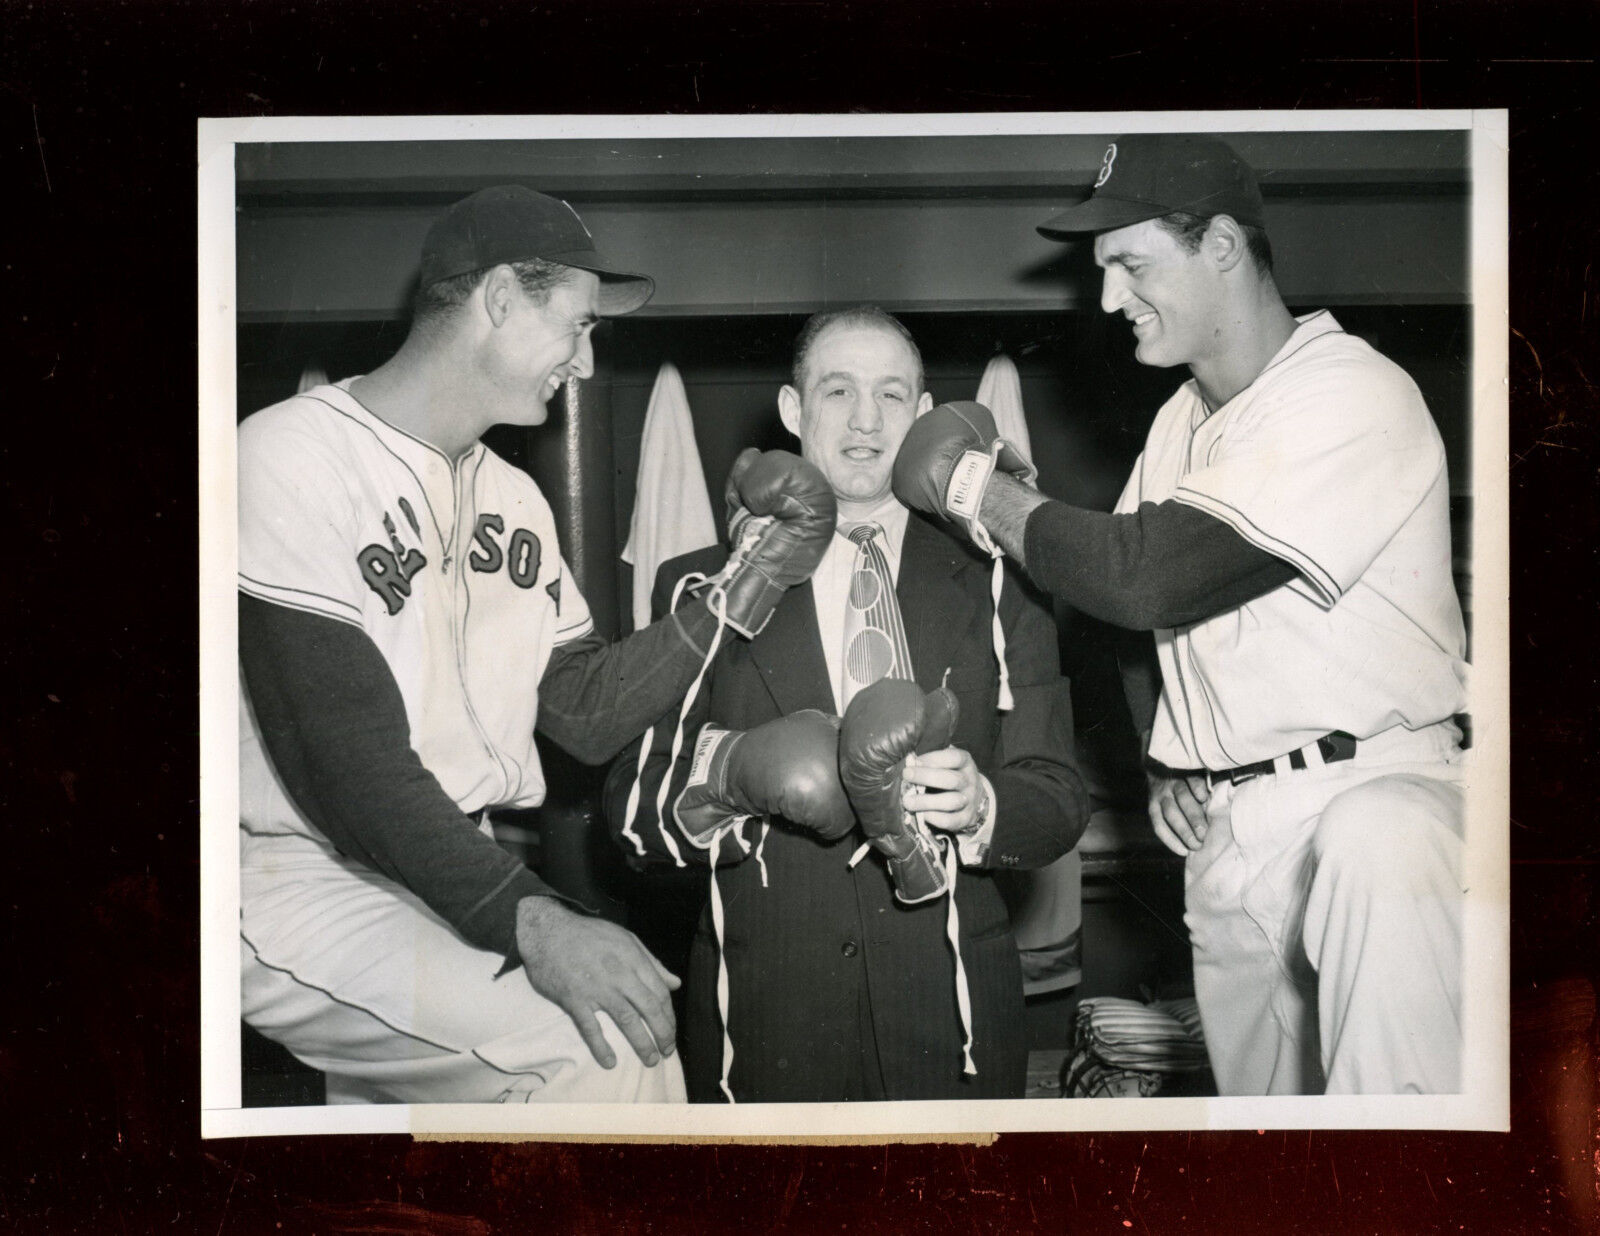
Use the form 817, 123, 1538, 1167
891, 401, 1036, 555
838, 679, 962, 904
709, 448, 837, 638
674, 710, 856, 847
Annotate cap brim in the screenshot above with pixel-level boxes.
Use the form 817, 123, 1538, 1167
594, 274, 655, 317
1036, 194, 1171, 239
545, 248, 655, 316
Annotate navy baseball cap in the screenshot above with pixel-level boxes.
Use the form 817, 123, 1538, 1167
418, 185, 655, 316
1038, 135, 1265, 238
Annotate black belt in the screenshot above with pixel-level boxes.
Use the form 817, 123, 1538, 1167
1208, 731, 1359, 786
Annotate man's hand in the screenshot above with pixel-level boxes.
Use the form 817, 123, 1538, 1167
1148, 773, 1211, 856
901, 746, 983, 834
516, 896, 681, 1070
839, 680, 961, 903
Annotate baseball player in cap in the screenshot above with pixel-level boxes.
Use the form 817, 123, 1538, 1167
893, 135, 1470, 1095
237, 186, 837, 1103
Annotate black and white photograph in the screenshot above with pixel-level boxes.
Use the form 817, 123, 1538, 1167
198, 111, 1509, 1139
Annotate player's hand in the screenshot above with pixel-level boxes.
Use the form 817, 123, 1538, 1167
673, 711, 855, 845
515, 896, 681, 1070
890, 402, 1035, 553
1147, 773, 1211, 856
714, 449, 837, 637
723, 447, 836, 542
901, 746, 983, 834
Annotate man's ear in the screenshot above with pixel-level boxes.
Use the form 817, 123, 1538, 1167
481, 264, 519, 326
915, 391, 934, 418
1206, 215, 1248, 274
777, 385, 803, 438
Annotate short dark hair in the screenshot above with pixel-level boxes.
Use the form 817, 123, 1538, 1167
791, 305, 925, 393
1155, 210, 1274, 277
410, 258, 576, 333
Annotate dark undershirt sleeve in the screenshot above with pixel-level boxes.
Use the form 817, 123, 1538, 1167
536, 602, 719, 765
239, 593, 573, 963
1020, 498, 1299, 630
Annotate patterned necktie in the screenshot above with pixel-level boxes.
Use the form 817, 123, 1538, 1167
842, 523, 915, 708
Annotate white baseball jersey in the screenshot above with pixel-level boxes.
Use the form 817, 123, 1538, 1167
1115, 311, 1469, 770
238, 380, 593, 838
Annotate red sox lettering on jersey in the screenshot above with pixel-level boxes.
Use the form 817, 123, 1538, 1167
239, 380, 592, 828
360, 506, 556, 615
358, 506, 428, 614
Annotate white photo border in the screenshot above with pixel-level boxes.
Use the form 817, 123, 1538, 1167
199, 108, 1510, 1139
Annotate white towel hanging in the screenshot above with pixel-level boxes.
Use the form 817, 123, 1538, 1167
621, 361, 719, 633
976, 352, 1034, 477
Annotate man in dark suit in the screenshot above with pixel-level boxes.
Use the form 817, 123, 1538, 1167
604, 306, 1086, 1102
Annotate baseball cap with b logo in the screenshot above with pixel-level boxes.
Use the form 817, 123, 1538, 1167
419, 185, 655, 316
1037, 134, 1264, 237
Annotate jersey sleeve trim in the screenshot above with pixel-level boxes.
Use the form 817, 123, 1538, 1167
460, 864, 530, 926
1168, 488, 1341, 609
239, 576, 366, 627
553, 614, 596, 644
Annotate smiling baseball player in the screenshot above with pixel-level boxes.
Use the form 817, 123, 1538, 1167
237, 186, 835, 1104
893, 135, 1470, 1095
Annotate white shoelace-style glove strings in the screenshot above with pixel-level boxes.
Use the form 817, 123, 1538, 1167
942, 839, 977, 1076
620, 572, 729, 866
944, 442, 1023, 713
845, 754, 977, 1077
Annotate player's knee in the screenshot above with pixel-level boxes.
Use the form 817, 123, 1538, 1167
1313, 775, 1457, 889
576, 1047, 650, 1095
573, 1011, 681, 1101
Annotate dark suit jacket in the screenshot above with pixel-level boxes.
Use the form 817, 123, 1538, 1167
604, 511, 1087, 1102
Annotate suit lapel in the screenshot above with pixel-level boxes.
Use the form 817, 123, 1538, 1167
746, 579, 838, 716
898, 513, 982, 691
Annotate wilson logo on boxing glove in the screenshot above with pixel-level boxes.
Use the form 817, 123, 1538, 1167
945, 451, 993, 521
687, 726, 731, 789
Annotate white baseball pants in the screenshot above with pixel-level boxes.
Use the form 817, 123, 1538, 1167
240, 828, 686, 1104
1185, 722, 1466, 1095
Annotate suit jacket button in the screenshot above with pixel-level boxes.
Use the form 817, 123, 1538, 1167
841, 940, 859, 958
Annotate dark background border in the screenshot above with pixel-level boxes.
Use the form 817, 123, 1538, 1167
4, 2, 1595, 1231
